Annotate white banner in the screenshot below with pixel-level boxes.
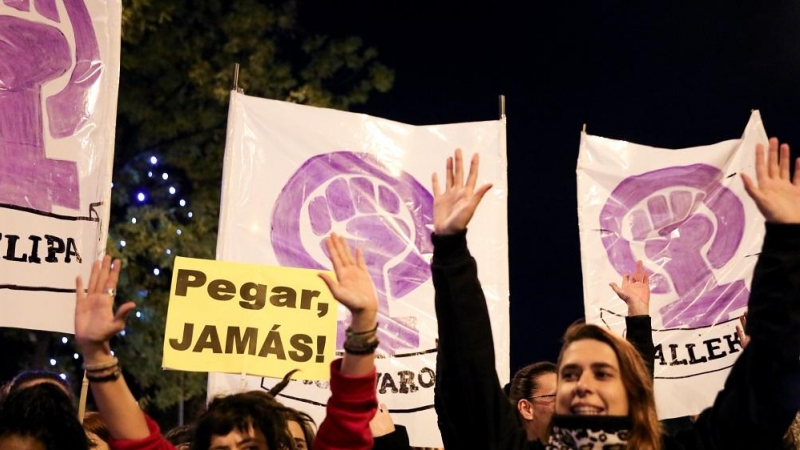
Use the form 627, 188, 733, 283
577, 111, 768, 418
209, 91, 508, 447
0, 0, 121, 333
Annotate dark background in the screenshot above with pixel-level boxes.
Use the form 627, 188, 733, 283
302, 0, 800, 374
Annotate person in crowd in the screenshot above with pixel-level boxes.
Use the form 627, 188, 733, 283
267, 369, 317, 450
84, 411, 112, 450
431, 142, 799, 449
370, 402, 412, 449
163, 425, 192, 450
73, 232, 378, 450
0, 382, 91, 449
0, 369, 74, 407
508, 259, 654, 445
507, 361, 557, 443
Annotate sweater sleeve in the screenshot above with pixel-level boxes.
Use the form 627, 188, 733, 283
432, 231, 529, 450
686, 223, 800, 449
110, 412, 175, 450
625, 315, 655, 378
313, 358, 378, 450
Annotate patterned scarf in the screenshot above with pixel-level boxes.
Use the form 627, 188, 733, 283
545, 414, 631, 450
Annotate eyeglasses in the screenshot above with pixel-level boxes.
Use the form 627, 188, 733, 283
528, 393, 556, 402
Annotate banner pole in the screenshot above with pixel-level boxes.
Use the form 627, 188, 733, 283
78, 370, 89, 423
498, 95, 506, 120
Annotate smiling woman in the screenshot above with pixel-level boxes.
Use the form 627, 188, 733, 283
429, 144, 800, 450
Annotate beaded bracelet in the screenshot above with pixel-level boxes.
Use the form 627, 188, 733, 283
83, 357, 119, 372
86, 368, 122, 383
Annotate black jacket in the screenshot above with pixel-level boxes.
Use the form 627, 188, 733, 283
432, 224, 800, 450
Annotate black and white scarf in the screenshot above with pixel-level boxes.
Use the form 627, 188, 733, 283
545, 414, 631, 450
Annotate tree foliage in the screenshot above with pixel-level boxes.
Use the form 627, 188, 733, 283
1, 0, 392, 417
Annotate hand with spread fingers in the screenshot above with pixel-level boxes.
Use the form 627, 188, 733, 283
609, 260, 651, 316
74, 255, 135, 358
318, 233, 378, 332
742, 137, 800, 224
431, 148, 493, 236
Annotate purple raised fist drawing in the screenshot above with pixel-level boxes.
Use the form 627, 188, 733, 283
0, 0, 102, 211
272, 152, 434, 354
600, 164, 749, 328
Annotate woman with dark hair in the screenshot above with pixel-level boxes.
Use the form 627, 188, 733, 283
508, 361, 558, 443
431, 142, 799, 449
83, 411, 112, 450
0, 382, 91, 450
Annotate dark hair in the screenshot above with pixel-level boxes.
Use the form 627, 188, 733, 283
165, 424, 194, 446
193, 390, 295, 450
0, 383, 90, 450
8, 370, 73, 399
269, 369, 316, 447
82, 411, 111, 448
508, 361, 557, 405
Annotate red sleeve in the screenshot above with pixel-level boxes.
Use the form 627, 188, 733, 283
313, 358, 378, 450
110, 411, 176, 450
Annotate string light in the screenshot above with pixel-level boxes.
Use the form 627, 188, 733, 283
73, 353, 79, 360
162, 173, 169, 180
49, 359, 56, 366
150, 156, 158, 165
131, 218, 137, 224
61, 337, 68, 344
179, 199, 186, 207
120, 240, 126, 247
153, 268, 160, 276
169, 186, 176, 195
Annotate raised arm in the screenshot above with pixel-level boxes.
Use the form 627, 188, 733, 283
431, 149, 527, 450
610, 260, 655, 376
688, 138, 800, 448
314, 234, 379, 450
74, 256, 153, 442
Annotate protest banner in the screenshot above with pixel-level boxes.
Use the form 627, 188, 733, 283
0, 0, 121, 332
163, 256, 338, 380
576, 111, 768, 418
209, 91, 508, 447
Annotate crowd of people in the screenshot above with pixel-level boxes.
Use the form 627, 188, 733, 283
0, 140, 798, 449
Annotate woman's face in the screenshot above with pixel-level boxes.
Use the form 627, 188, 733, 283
286, 420, 308, 450
555, 339, 629, 416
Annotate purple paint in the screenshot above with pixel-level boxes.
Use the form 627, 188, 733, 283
600, 164, 749, 328
4, 0, 30, 12
34, 0, 59, 22
46, 0, 102, 138
0, 0, 101, 212
272, 152, 433, 354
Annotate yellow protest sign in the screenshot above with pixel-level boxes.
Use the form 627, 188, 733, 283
162, 256, 337, 380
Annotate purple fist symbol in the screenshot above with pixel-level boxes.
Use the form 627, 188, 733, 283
272, 152, 434, 354
600, 164, 749, 328
0, 0, 102, 211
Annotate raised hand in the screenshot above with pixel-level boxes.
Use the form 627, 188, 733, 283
735, 313, 750, 350
74, 256, 135, 356
742, 137, 800, 224
610, 260, 651, 316
431, 148, 493, 235
319, 233, 378, 332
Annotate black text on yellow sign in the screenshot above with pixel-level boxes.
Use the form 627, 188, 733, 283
162, 257, 338, 380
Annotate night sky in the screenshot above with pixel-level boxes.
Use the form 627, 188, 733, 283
303, 1, 800, 375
